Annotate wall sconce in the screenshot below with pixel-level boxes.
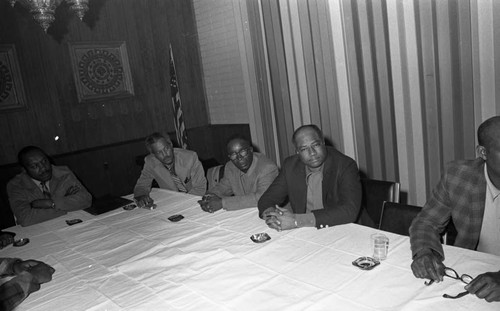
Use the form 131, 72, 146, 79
8, 0, 89, 32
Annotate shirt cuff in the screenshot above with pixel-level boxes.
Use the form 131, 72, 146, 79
295, 213, 316, 228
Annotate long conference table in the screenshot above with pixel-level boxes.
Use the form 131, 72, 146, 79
1, 188, 499, 310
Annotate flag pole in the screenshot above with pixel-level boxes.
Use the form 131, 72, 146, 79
169, 44, 189, 149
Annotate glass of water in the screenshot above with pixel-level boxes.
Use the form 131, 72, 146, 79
371, 233, 389, 261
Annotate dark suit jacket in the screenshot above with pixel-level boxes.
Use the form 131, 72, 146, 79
258, 146, 362, 229
410, 158, 487, 259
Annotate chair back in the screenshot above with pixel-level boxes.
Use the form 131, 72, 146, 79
379, 202, 422, 236
360, 178, 400, 228
206, 164, 225, 190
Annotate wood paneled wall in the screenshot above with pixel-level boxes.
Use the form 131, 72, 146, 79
244, 0, 499, 205
0, 0, 207, 164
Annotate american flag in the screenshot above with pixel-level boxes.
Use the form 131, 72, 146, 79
169, 44, 188, 149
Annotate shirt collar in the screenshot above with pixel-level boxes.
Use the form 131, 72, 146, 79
305, 163, 324, 184
31, 178, 50, 188
484, 164, 500, 200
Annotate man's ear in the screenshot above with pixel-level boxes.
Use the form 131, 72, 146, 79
477, 145, 487, 160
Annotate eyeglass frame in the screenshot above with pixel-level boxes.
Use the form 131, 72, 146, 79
296, 141, 325, 155
228, 147, 252, 160
424, 266, 474, 299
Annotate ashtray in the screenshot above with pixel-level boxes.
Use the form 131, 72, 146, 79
13, 238, 30, 247
352, 257, 380, 270
250, 233, 271, 243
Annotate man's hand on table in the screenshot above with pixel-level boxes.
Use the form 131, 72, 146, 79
198, 194, 223, 213
0, 232, 14, 249
263, 206, 297, 231
13, 259, 55, 284
134, 195, 154, 208
465, 271, 500, 302
13, 260, 41, 274
411, 249, 445, 282
28, 262, 55, 284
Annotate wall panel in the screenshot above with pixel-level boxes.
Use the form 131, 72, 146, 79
0, 0, 207, 164
245, 0, 498, 205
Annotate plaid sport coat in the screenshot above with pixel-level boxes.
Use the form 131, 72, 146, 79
409, 158, 487, 260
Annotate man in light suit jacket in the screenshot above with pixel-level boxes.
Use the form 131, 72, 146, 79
409, 116, 500, 302
134, 132, 206, 207
258, 124, 361, 230
198, 136, 279, 212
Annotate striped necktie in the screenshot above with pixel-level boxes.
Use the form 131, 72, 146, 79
40, 181, 51, 199
166, 165, 188, 193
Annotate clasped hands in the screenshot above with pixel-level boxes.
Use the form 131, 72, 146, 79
411, 250, 500, 302
198, 194, 223, 213
262, 206, 297, 231
13, 260, 55, 283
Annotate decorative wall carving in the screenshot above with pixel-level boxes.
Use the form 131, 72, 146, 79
0, 44, 27, 112
68, 42, 134, 103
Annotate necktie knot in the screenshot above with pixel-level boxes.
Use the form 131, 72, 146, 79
165, 165, 187, 193
40, 182, 51, 199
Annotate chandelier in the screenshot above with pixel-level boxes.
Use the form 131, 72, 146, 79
8, 0, 89, 32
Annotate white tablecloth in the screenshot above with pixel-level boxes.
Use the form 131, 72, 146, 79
2, 188, 499, 310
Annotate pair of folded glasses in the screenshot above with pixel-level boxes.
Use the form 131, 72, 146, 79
424, 266, 473, 299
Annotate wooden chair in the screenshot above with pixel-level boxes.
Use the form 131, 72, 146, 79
358, 178, 400, 228
378, 201, 422, 236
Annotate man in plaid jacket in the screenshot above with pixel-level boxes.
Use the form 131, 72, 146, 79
409, 116, 500, 302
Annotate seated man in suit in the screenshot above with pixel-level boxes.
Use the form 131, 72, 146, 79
0, 257, 55, 311
7, 146, 92, 227
198, 136, 279, 212
409, 116, 500, 302
258, 124, 362, 230
134, 132, 207, 207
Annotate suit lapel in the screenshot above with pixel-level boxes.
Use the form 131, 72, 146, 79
293, 160, 307, 213
152, 157, 176, 190
468, 166, 487, 246
321, 151, 334, 204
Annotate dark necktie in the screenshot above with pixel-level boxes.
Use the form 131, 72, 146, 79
40, 181, 51, 199
166, 165, 188, 193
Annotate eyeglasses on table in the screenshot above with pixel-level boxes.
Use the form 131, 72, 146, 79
424, 266, 474, 299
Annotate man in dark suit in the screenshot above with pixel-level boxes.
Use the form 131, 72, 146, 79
409, 116, 500, 302
258, 124, 361, 230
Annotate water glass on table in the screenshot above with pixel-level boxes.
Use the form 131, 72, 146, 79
371, 233, 389, 261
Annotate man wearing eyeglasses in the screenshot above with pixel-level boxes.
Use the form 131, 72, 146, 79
197, 136, 278, 212
7, 146, 92, 227
134, 132, 207, 208
410, 116, 500, 302
258, 124, 362, 230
